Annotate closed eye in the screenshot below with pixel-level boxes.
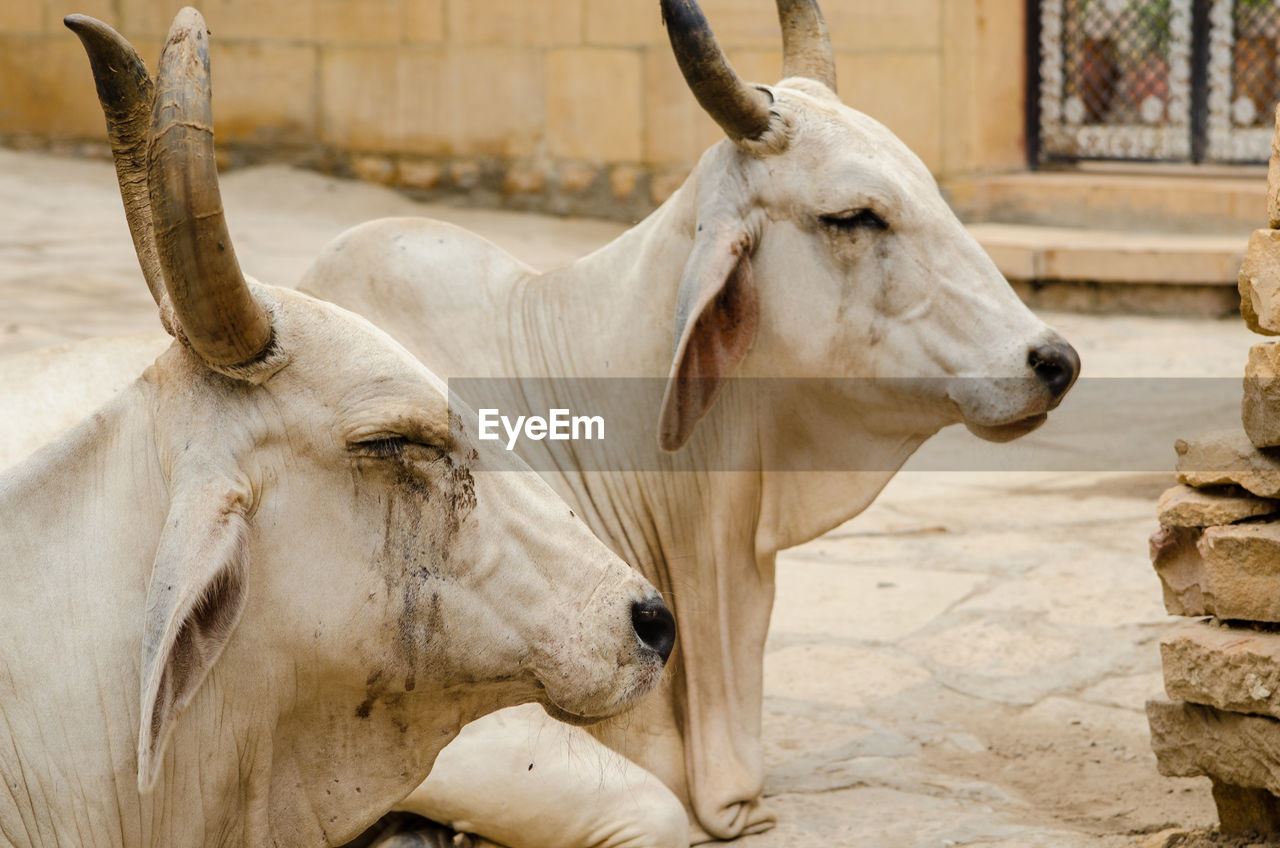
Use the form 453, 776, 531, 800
352, 435, 410, 458
350, 435, 452, 467
820, 208, 889, 233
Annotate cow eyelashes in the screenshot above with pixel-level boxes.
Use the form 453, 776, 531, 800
353, 435, 410, 458
819, 208, 889, 233
351, 435, 453, 464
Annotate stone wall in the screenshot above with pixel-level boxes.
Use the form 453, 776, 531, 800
1147, 110, 1280, 836
0, 0, 1027, 217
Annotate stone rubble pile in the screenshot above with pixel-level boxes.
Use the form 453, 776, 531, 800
1147, 106, 1280, 837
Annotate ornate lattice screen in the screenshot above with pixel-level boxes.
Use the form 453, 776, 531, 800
1207, 0, 1280, 160
1036, 0, 1280, 164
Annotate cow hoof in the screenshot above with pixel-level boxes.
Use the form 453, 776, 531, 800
370, 831, 468, 848
341, 814, 470, 848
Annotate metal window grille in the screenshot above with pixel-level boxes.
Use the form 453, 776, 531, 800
1207, 0, 1280, 160
1035, 0, 1280, 164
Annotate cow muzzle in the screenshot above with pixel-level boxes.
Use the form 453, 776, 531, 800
955, 335, 1081, 443
537, 589, 674, 726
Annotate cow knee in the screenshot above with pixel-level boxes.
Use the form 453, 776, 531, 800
645, 795, 691, 848
593, 782, 689, 848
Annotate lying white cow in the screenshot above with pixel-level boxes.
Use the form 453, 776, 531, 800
0, 11, 672, 847
301, 1, 1083, 846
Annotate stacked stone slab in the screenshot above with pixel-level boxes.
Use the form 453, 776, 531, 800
1147, 106, 1280, 836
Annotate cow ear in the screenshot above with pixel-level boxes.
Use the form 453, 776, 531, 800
137, 479, 251, 793
658, 226, 760, 451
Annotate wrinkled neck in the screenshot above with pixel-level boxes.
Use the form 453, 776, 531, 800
0, 383, 178, 847
0, 380, 480, 848
0, 385, 294, 848
515, 179, 931, 563
507, 186, 701, 572
267, 690, 470, 847
522, 185, 697, 382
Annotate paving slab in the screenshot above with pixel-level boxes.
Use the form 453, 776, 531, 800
770, 559, 985, 641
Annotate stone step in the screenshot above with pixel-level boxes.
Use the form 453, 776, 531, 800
970, 223, 1247, 286
947, 170, 1265, 235
968, 222, 1246, 317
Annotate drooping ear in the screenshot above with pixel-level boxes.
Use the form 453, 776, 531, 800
658, 225, 760, 451
137, 477, 252, 793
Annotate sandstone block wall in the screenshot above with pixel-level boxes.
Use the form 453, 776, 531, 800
0, 0, 1027, 217
1148, 106, 1280, 837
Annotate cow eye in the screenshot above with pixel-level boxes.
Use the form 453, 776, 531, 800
351, 434, 452, 466
352, 435, 410, 458
820, 208, 889, 233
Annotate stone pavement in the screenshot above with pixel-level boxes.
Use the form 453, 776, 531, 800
0, 149, 1260, 847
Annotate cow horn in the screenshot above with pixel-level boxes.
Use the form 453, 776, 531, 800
776, 0, 837, 92
64, 14, 175, 331
661, 0, 773, 142
148, 8, 271, 367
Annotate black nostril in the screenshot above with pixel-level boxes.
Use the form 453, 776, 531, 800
1028, 342, 1081, 400
631, 596, 676, 664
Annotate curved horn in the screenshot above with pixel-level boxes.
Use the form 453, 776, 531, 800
148, 7, 271, 367
64, 14, 174, 329
776, 0, 837, 92
661, 0, 773, 142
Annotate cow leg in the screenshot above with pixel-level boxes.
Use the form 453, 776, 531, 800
395, 703, 690, 848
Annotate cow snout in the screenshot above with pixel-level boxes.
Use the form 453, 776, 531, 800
631, 595, 676, 664
1028, 341, 1080, 404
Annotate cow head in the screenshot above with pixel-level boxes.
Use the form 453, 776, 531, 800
68, 9, 674, 803
657, 0, 1079, 452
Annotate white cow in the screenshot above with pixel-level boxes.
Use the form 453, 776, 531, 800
302, 2, 1083, 846
0, 11, 673, 847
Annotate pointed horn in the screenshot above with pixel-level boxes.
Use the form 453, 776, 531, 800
148, 8, 271, 367
65, 14, 175, 330
776, 0, 837, 92
661, 0, 773, 142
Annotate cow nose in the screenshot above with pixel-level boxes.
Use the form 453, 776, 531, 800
1028, 341, 1080, 402
631, 596, 676, 664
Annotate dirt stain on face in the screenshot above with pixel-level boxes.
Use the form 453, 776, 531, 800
357, 445, 478, 718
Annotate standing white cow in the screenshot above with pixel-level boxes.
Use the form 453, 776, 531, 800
302, 2, 1083, 846
0, 11, 673, 847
